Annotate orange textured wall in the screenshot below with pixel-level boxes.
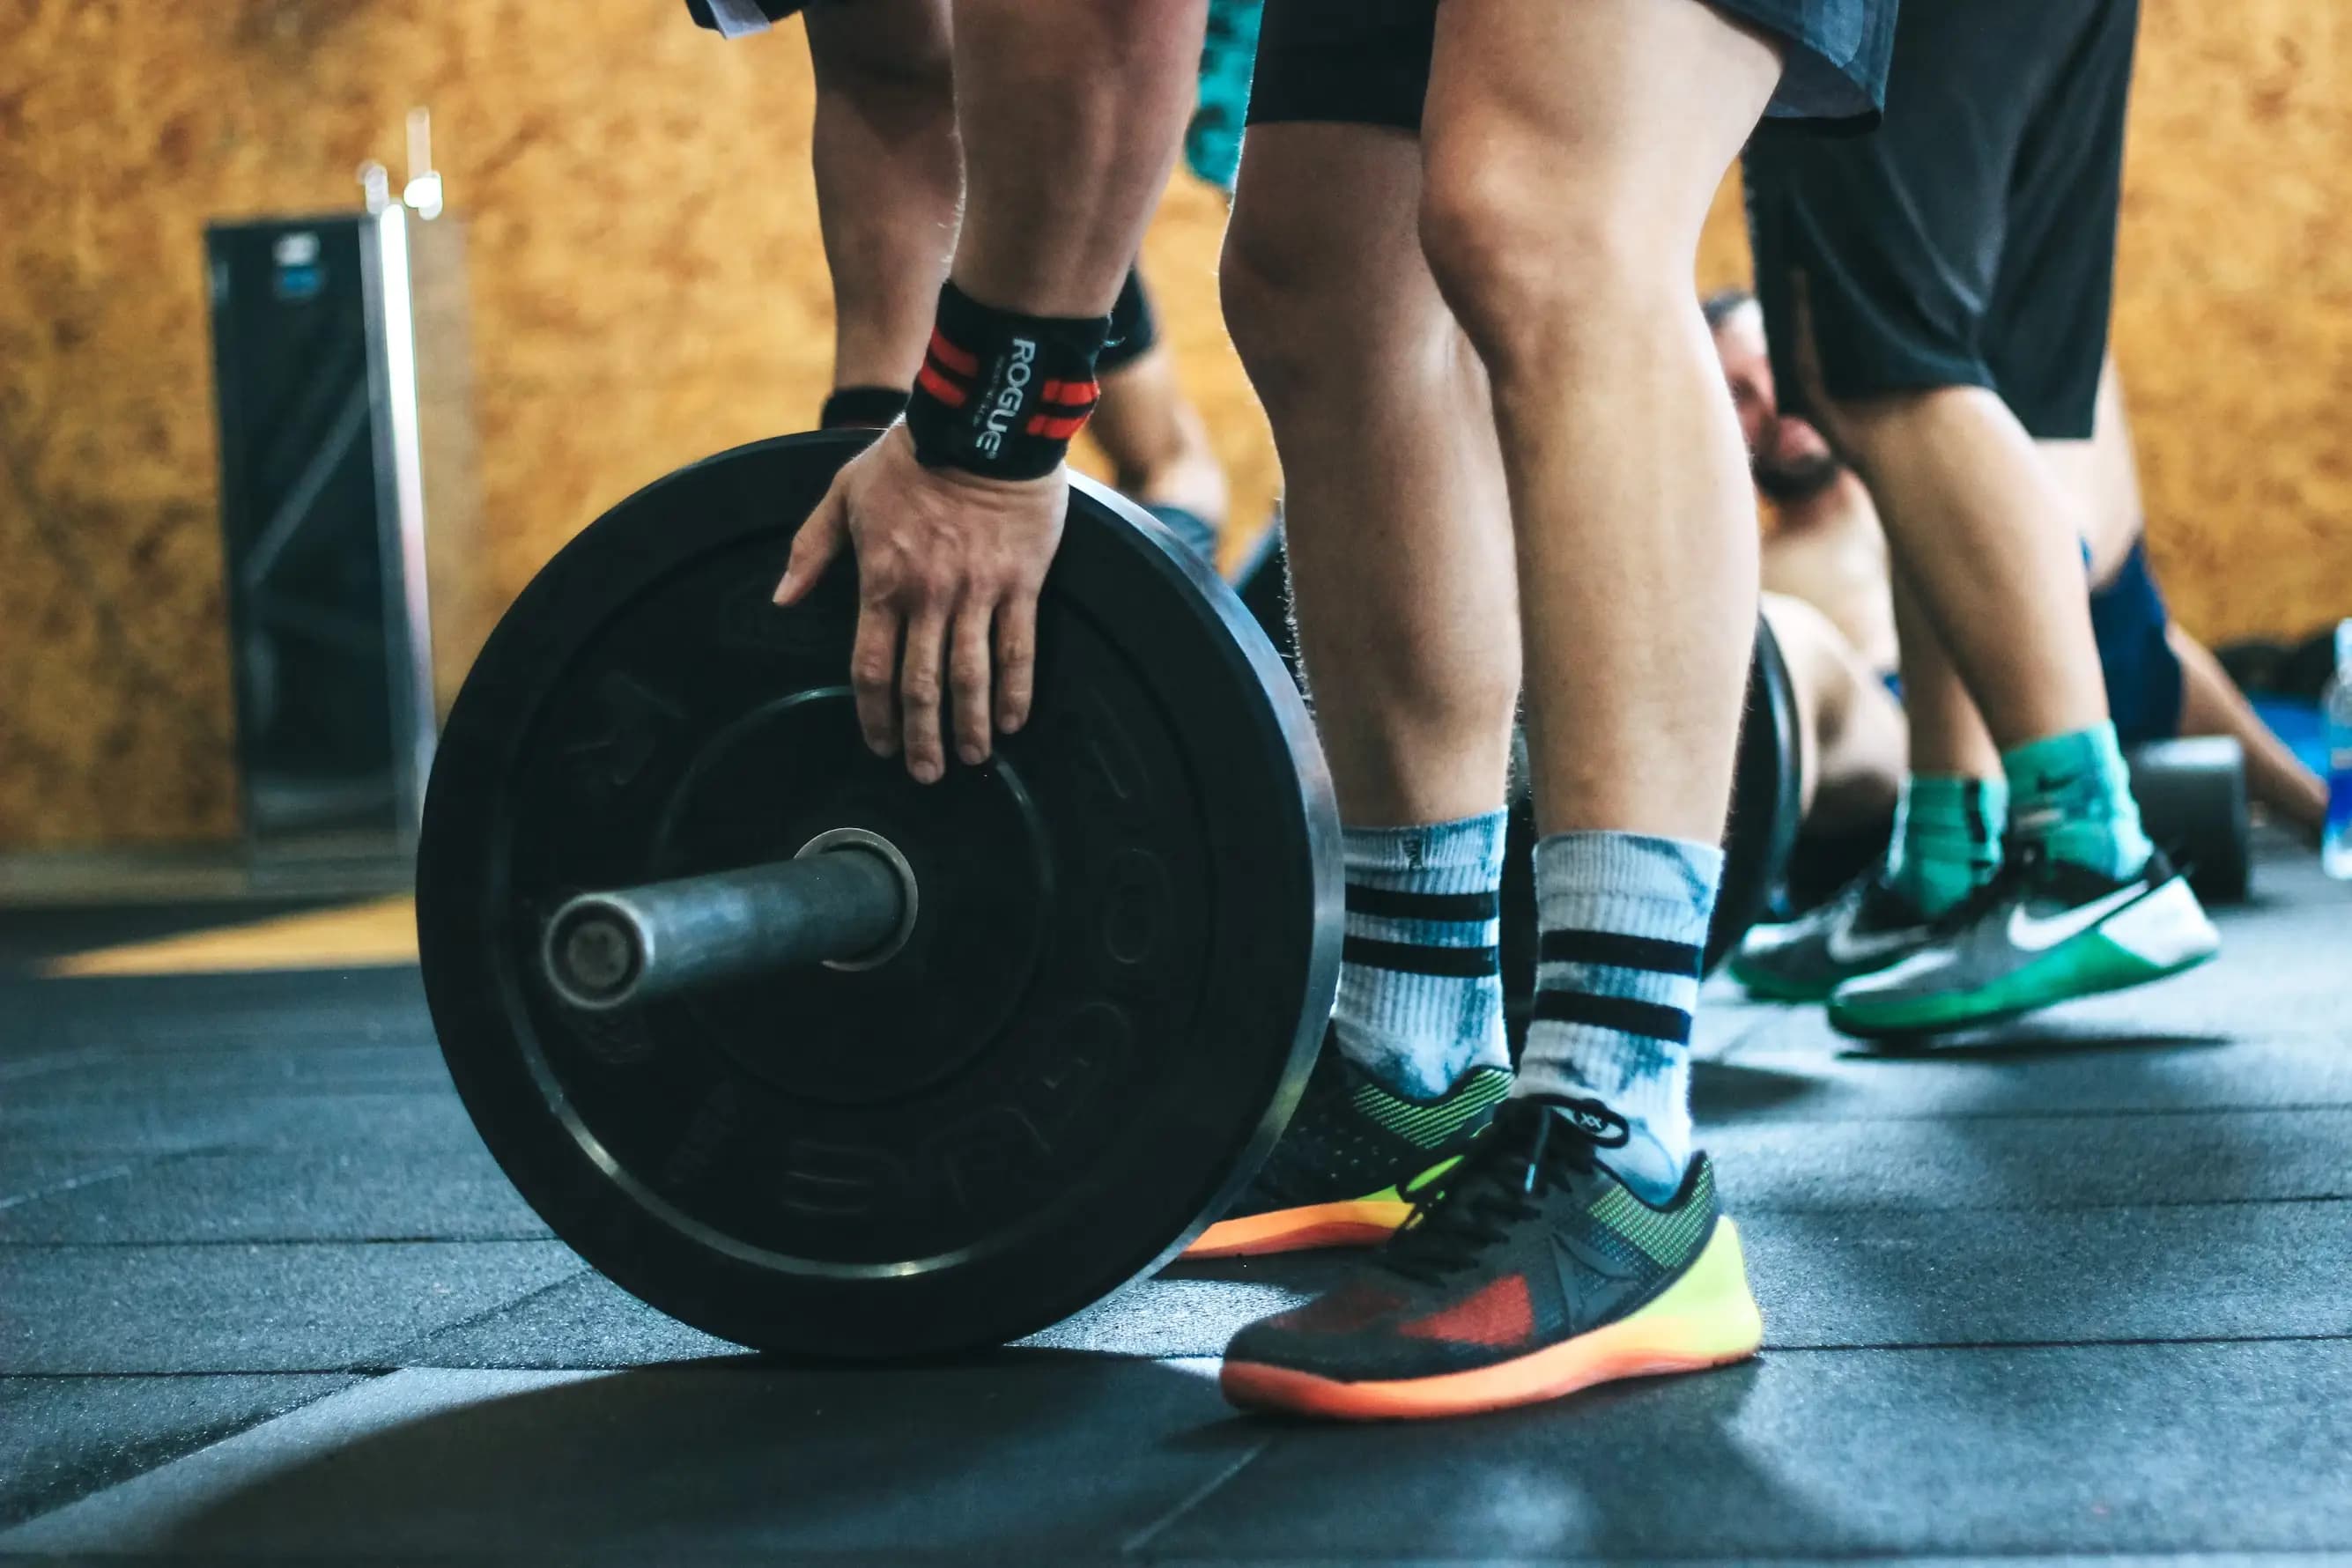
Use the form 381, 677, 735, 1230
1, 0, 2343, 849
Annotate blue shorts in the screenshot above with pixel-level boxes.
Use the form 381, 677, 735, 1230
2090, 538, 2185, 746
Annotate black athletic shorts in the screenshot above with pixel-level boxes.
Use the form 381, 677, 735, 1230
1247, 0, 1896, 137
1743, 0, 2141, 440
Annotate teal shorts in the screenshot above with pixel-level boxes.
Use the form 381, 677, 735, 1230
1187, 0, 1263, 194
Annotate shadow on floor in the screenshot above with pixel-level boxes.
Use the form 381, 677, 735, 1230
1842, 1027, 2234, 1063
126, 1351, 1259, 1560
101, 1348, 1831, 1563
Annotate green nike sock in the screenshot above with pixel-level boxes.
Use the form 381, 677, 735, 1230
2002, 723, 2154, 880
1884, 773, 2007, 919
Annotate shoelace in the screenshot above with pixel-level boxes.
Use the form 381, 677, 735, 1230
1379, 1100, 1602, 1286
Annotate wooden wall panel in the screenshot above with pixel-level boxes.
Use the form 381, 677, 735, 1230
2112, 0, 2352, 643
0, 0, 2342, 848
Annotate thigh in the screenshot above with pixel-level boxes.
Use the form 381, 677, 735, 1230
1424, 0, 1784, 239
1230, 122, 1434, 319
1983, 0, 2139, 440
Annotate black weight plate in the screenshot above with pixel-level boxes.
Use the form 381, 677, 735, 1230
418, 432, 1341, 1360
2127, 736, 2252, 906
1714, 615, 1807, 953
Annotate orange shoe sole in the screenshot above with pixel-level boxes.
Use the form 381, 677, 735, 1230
1220, 1219, 1764, 1420
1183, 1199, 1412, 1261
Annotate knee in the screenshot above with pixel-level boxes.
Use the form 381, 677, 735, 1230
1224, 211, 1465, 429
1219, 217, 1354, 418
1418, 143, 1681, 378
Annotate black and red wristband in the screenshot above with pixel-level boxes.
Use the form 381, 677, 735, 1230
905, 282, 1111, 481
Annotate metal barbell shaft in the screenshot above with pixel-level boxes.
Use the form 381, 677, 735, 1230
542, 846, 910, 1010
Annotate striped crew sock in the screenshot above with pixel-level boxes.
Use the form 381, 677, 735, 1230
1330, 812, 1512, 1101
1518, 831, 1723, 1204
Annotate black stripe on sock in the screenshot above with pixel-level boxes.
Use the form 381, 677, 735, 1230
1536, 929, 1702, 977
1342, 935, 1499, 978
1531, 988, 1692, 1044
1344, 884, 1500, 922
1965, 780, 1995, 846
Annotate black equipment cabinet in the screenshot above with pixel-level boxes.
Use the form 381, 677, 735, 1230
205, 208, 470, 868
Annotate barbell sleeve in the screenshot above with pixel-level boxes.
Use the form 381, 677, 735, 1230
542, 846, 910, 1010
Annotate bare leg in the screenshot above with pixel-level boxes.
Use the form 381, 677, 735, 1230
1420, 0, 1779, 841
1419, 0, 1781, 1202
1224, 124, 1518, 825
1220, 123, 1518, 1104
1890, 560, 2003, 780
2043, 357, 2138, 580
805, 0, 961, 393
1821, 384, 2110, 749
1764, 592, 1906, 831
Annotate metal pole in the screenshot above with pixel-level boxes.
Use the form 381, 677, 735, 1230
542, 840, 913, 1010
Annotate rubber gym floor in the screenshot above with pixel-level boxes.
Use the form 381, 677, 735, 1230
3, 832, 2348, 1565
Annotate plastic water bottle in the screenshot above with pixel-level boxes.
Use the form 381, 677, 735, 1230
2325, 618, 2352, 880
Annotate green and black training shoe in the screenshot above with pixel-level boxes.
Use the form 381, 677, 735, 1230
1186, 1032, 1511, 1260
1728, 871, 1941, 1002
1827, 845, 2219, 1039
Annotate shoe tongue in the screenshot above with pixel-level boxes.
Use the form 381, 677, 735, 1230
1506, 1095, 1629, 1150
2033, 850, 2135, 901
1859, 874, 1926, 927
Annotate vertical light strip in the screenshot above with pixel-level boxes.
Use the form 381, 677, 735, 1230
372, 207, 439, 834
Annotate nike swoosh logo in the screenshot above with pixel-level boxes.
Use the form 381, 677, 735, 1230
1825, 922, 1928, 965
2007, 883, 2148, 952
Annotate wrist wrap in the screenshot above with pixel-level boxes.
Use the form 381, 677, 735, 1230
905, 282, 1109, 480
819, 385, 913, 430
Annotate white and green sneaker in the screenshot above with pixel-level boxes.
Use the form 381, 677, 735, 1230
1826, 846, 2219, 1039
1729, 872, 1941, 1003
